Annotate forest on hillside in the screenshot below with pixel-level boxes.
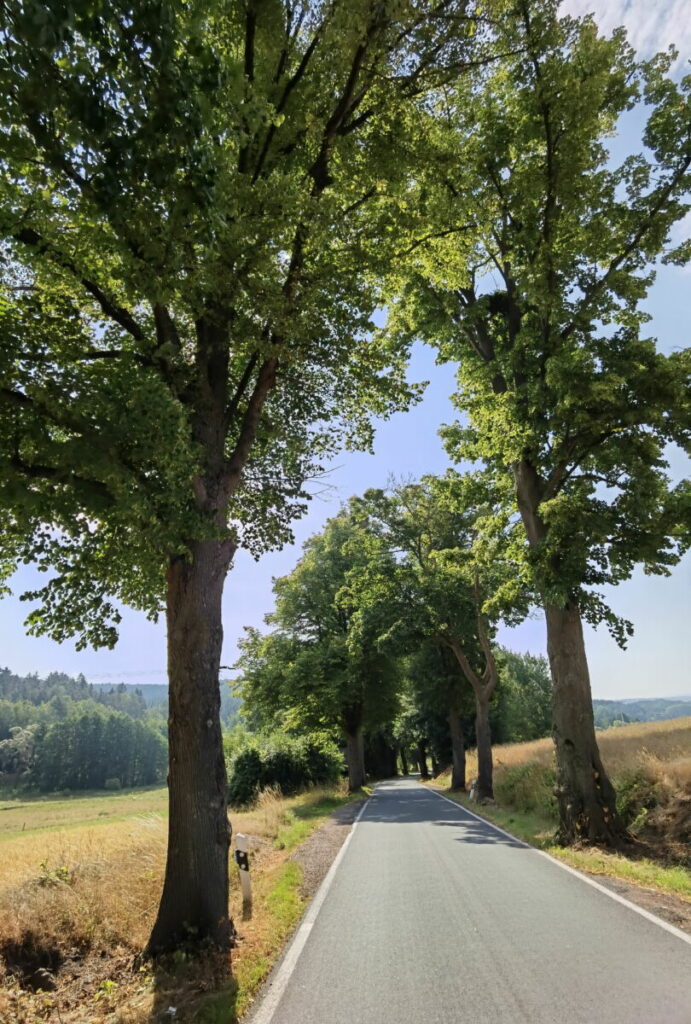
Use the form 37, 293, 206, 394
593, 698, 691, 729
3, 660, 688, 797
0, 668, 167, 791
0, 668, 243, 792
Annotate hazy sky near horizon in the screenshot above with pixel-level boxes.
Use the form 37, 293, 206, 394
1, 0, 689, 700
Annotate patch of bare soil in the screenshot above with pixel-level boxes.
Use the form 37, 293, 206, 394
0, 944, 138, 1024
291, 799, 366, 899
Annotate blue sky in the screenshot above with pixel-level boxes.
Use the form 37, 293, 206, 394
1, 0, 689, 699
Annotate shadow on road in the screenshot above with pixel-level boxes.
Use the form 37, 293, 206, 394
431, 820, 525, 847
361, 783, 526, 847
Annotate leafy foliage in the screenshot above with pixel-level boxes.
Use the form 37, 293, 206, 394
385, 0, 691, 638
0, 0, 488, 646
236, 510, 402, 739
226, 732, 342, 808
492, 650, 552, 744
0, 706, 166, 791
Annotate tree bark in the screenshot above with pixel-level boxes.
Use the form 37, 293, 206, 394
545, 601, 627, 844
146, 537, 235, 954
448, 708, 466, 791
448, 638, 495, 800
514, 460, 626, 843
416, 742, 430, 780
344, 727, 366, 792
400, 747, 409, 775
474, 692, 493, 800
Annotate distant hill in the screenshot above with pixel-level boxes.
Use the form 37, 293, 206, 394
593, 697, 691, 730
92, 681, 242, 727
0, 670, 242, 729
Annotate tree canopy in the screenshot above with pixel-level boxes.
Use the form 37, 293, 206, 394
381, 0, 690, 841
0, 0, 497, 951
236, 510, 402, 789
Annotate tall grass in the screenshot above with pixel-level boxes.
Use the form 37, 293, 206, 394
0, 782, 352, 1023
457, 717, 691, 830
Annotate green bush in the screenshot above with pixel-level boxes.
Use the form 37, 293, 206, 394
494, 762, 556, 817
104, 777, 122, 790
228, 748, 263, 808
614, 768, 662, 831
302, 736, 343, 786
226, 733, 342, 808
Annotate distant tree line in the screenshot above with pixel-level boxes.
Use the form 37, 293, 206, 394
0, 668, 148, 722
593, 699, 691, 730
0, 669, 166, 791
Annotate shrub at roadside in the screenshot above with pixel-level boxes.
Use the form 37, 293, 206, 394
227, 733, 343, 808
494, 762, 556, 818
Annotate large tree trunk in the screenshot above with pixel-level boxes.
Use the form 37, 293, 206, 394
448, 709, 466, 791
474, 692, 493, 800
344, 728, 366, 792
515, 460, 626, 844
400, 747, 409, 775
146, 537, 235, 955
545, 601, 627, 844
416, 742, 430, 780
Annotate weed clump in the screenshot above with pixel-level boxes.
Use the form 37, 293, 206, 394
494, 762, 557, 816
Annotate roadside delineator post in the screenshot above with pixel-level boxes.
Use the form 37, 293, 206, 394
235, 833, 252, 911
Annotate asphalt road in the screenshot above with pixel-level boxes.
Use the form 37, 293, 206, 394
249, 777, 691, 1024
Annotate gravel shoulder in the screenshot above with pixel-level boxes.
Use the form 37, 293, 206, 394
290, 798, 366, 899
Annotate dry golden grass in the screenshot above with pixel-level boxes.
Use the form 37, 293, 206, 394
431, 716, 691, 902
461, 716, 691, 785
0, 783, 351, 1023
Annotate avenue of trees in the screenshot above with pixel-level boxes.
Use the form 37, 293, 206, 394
0, 0, 688, 953
235, 494, 553, 797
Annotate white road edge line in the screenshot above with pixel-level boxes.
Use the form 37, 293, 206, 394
426, 782, 691, 947
248, 792, 372, 1024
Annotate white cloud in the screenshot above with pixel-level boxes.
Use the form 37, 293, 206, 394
560, 0, 691, 71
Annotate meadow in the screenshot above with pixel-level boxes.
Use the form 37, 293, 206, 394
0, 783, 355, 1023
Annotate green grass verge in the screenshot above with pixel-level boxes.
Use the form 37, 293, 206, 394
231, 788, 366, 1020
429, 784, 691, 902
274, 789, 365, 851
199, 862, 306, 1024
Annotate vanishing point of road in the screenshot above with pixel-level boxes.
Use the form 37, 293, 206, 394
249, 778, 691, 1024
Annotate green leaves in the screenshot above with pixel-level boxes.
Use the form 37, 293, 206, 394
385, 0, 690, 643
236, 510, 403, 736
0, 0, 488, 648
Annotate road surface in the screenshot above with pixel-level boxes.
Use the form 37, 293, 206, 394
249, 777, 691, 1023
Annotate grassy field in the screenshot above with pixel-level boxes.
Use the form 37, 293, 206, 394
485, 716, 691, 778
0, 782, 357, 1023
431, 716, 691, 900
0, 785, 168, 840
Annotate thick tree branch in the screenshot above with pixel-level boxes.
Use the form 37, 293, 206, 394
224, 356, 278, 495
448, 637, 482, 693
8, 453, 115, 505
225, 351, 259, 426
251, 16, 327, 183
13, 227, 146, 342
